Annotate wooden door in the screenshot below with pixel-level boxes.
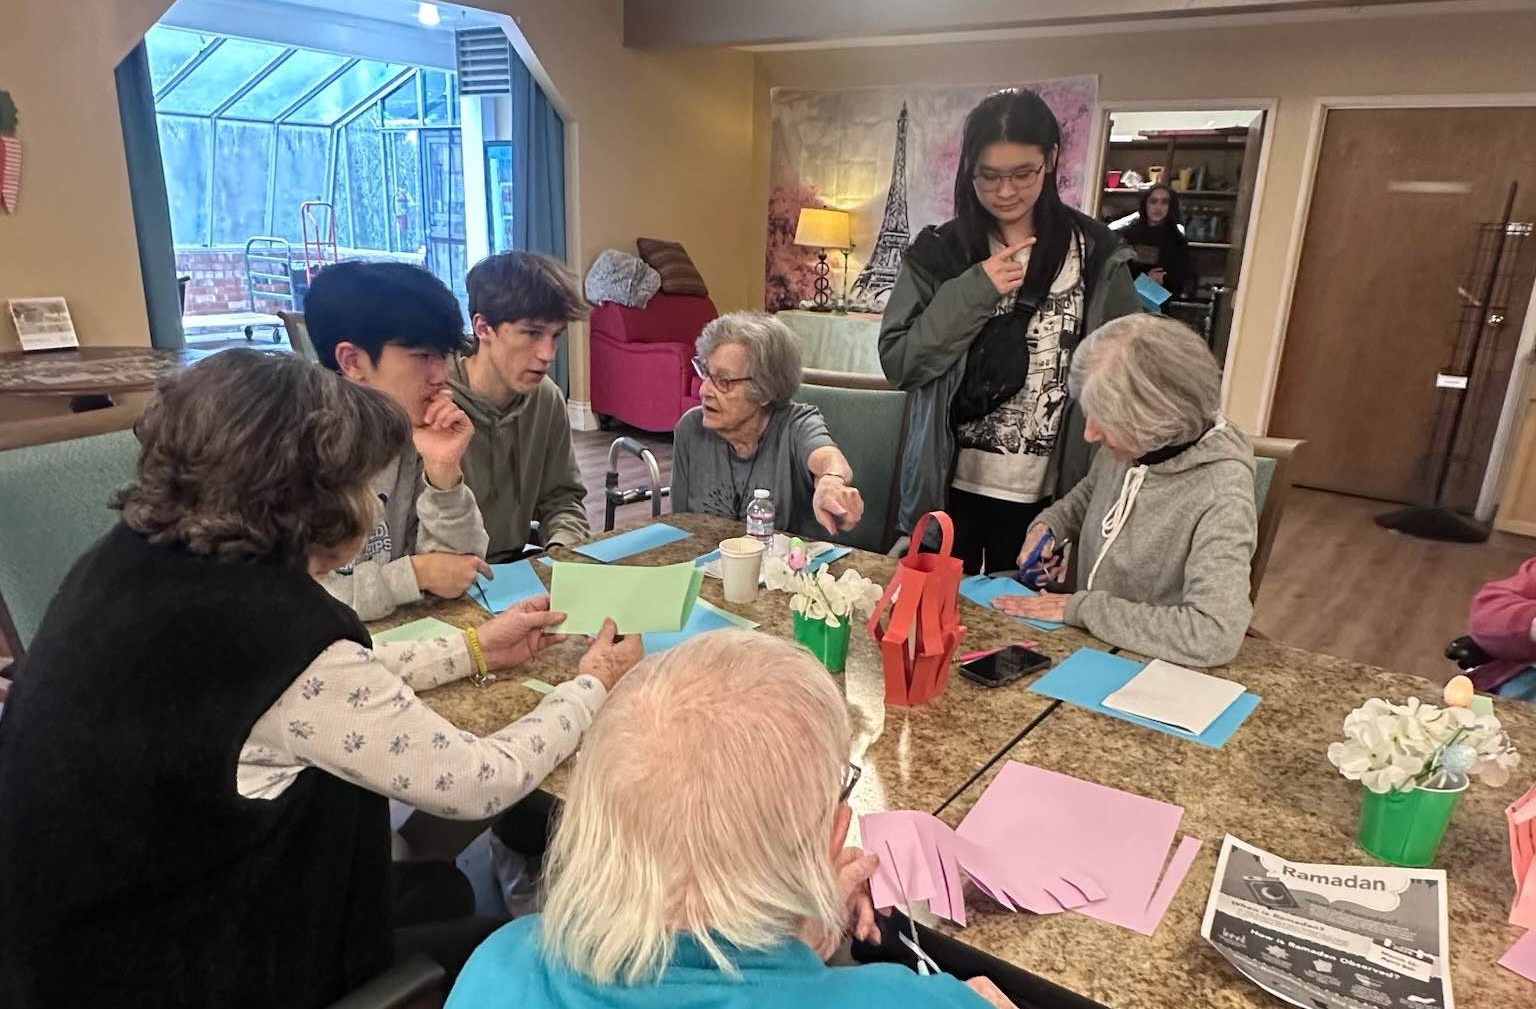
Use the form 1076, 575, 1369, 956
1269, 107, 1536, 505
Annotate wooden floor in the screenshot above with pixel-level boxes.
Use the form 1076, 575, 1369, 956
568, 432, 1536, 683
1253, 488, 1535, 682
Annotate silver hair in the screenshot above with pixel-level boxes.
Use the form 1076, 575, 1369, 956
539, 630, 849, 985
695, 311, 803, 408
1068, 314, 1222, 457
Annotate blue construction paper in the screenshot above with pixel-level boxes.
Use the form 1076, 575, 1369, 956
959, 574, 1065, 632
694, 549, 720, 567
1135, 273, 1172, 313
642, 599, 759, 654
808, 545, 852, 571
1030, 648, 1260, 749
574, 522, 692, 562
470, 559, 548, 614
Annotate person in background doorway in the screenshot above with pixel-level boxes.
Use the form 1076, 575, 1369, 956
880, 88, 1140, 574
1110, 183, 1197, 299
306, 260, 490, 620
995, 315, 1256, 667
670, 312, 864, 539
1465, 559, 1536, 700
451, 252, 591, 562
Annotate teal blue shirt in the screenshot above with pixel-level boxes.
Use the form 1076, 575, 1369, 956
447, 916, 987, 1009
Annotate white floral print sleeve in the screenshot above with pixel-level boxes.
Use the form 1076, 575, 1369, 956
238, 636, 606, 819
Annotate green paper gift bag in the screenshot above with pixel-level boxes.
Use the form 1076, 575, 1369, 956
1356, 784, 1465, 867
793, 610, 852, 673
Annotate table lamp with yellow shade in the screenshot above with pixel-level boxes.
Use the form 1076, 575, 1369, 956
794, 207, 853, 313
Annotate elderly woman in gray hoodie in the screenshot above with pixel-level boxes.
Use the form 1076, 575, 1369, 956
997, 315, 1257, 666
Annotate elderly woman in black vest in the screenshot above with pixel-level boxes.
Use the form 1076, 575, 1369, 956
0, 350, 641, 1009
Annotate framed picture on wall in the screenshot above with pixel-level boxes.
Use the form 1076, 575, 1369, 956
8, 297, 80, 352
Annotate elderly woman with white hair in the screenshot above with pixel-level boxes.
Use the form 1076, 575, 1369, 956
997, 314, 1257, 667
670, 312, 865, 538
445, 630, 1030, 1009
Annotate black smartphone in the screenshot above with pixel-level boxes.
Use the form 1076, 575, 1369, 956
958, 645, 1052, 687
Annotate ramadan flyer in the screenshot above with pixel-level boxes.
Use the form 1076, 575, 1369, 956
1200, 835, 1453, 1009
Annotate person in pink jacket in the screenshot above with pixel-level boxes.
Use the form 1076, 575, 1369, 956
1468, 558, 1536, 700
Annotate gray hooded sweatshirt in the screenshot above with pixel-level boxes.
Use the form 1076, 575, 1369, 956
319, 446, 490, 621
1037, 419, 1257, 667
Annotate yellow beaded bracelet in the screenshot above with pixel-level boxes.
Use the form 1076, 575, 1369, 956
464, 626, 492, 685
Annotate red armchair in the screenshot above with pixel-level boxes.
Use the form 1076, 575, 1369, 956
589, 293, 716, 433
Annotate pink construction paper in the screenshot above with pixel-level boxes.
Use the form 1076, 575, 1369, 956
1132, 834, 1203, 936
862, 811, 940, 914
1510, 783, 1536, 929
957, 761, 1188, 932
1497, 929, 1536, 983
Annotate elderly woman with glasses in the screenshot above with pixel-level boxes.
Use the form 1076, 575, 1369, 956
446, 629, 1027, 1009
995, 314, 1258, 667
670, 311, 865, 538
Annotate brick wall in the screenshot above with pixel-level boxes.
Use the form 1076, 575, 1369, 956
175, 246, 430, 317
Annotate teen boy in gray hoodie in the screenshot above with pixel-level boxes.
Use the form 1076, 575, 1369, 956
1000, 315, 1257, 667
450, 252, 590, 562
306, 261, 491, 620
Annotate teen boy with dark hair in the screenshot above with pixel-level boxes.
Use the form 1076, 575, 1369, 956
451, 252, 591, 561
305, 260, 490, 619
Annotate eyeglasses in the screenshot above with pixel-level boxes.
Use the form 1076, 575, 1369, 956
691, 356, 753, 394
973, 163, 1046, 193
839, 762, 862, 804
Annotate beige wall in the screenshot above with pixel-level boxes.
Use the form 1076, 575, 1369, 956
0, 0, 760, 409
753, 9, 1536, 433
0, 0, 169, 351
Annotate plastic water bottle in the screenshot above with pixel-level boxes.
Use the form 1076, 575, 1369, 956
745, 488, 776, 548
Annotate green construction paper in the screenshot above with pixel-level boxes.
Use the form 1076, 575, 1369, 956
1469, 695, 1494, 717
371, 616, 461, 644
548, 560, 703, 636
523, 678, 555, 695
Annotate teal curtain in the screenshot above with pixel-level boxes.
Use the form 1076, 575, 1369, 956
115, 42, 184, 351
508, 54, 569, 392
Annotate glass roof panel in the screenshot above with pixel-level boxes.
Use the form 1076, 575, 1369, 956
158, 38, 287, 115
285, 60, 408, 125
146, 26, 217, 95
223, 50, 350, 121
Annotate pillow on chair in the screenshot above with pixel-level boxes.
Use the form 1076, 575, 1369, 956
636, 238, 709, 297
585, 249, 661, 308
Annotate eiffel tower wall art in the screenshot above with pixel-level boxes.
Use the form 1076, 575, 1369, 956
766, 77, 1098, 313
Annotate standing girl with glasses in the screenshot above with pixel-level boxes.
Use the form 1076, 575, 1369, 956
879, 88, 1141, 574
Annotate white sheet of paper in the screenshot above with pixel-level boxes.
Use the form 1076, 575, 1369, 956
1101, 659, 1246, 736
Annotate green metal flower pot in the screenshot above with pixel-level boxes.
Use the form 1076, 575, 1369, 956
1356, 783, 1466, 867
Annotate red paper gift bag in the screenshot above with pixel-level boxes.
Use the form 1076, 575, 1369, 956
866, 511, 967, 707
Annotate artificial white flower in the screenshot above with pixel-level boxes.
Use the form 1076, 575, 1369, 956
764, 557, 883, 625
1330, 696, 1519, 793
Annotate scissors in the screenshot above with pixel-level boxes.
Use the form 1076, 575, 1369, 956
883, 840, 942, 977
1018, 531, 1061, 589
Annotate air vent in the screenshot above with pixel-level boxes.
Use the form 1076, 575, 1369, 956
455, 27, 512, 95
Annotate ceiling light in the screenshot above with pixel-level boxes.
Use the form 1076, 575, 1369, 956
416, 3, 441, 27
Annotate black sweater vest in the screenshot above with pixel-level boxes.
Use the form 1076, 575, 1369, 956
0, 524, 389, 1009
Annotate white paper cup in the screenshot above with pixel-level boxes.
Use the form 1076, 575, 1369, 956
718, 536, 766, 604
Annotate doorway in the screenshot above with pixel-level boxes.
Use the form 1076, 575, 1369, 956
1268, 106, 1536, 511
1092, 107, 1268, 369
